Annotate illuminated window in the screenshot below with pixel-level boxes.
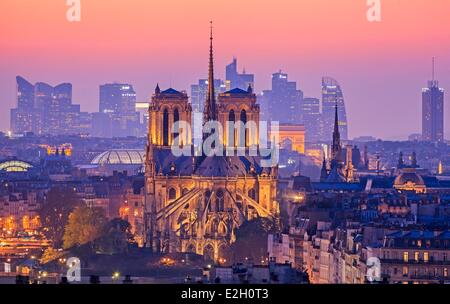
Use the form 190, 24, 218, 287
403, 252, 409, 262
444, 268, 448, 278
414, 252, 419, 262
403, 266, 408, 276
424, 252, 429, 263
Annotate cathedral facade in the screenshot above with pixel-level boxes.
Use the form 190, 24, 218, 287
144, 27, 278, 262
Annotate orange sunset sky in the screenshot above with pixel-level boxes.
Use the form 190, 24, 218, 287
1, 0, 450, 139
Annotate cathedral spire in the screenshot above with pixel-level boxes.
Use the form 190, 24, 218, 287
204, 21, 217, 122
331, 100, 341, 163
334, 100, 340, 136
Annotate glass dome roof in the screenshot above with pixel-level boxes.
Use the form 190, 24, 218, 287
91, 149, 145, 165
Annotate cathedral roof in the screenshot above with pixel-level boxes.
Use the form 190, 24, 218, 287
149, 147, 269, 178
226, 88, 248, 94
160, 88, 186, 96
325, 165, 346, 183
223, 88, 252, 95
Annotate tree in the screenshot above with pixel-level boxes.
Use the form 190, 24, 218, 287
95, 218, 133, 254
225, 218, 280, 263
40, 247, 65, 265
63, 206, 107, 249
39, 186, 82, 247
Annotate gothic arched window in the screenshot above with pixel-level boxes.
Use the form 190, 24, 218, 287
239, 109, 247, 148
173, 108, 180, 144
205, 190, 212, 212
168, 188, 177, 200
248, 188, 256, 201
228, 110, 235, 146
216, 189, 225, 212
163, 109, 169, 146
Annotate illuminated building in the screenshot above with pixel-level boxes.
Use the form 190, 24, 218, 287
10, 76, 86, 135
422, 58, 444, 143
301, 97, 321, 143
225, 57, 254, 92
321, 76, 348, 141
98, 83, 140, 137
191, 79, 226, 113
144, 26, 278, 262
380, 230, 450, 284
260, 72, 303, 124
270, 124, 305, 154
0, 160, 33, 173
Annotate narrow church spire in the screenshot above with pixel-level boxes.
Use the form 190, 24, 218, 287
334, 100, 340, 136
331, 100, 341, 163
204, 21, 217, 122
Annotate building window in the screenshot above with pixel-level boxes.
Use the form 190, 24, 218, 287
403, 252, 409, 263
402, 266, 408, 276
248, 188, 256, 201
239, 109, 247, 147
444, 253, 447, 262
168, 188, 177, 200
417, 240, 422, 248
228, 109, 235, 146
163, 109, 169, 146
215, 189, 224, 212
414, 252, 419, 262
424, 252, 429, 263
173, 108, 180, 143
444, 268, 448, 278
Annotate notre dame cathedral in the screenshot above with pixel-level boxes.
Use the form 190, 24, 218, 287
144, 26, 279, 262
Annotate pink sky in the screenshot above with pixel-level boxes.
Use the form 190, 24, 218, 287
1, 0, 450, 139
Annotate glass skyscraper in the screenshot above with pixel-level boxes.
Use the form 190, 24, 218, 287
225, 58, 254, 91
422, 79, 444, 142
260, 72, 303, 124
321, 76, 348, 141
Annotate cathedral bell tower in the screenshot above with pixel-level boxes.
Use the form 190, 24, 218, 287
149, 85, 192, 147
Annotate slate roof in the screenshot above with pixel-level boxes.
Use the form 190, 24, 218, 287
151, 147, 270, 177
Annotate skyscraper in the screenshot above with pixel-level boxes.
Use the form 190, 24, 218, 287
10, 76, 84, 135
321, 76, 348, 141
260, 71, 303, 124
301, 97, 321, 142
10, 76, 37, 134
98, 83, 139, 137
225, 57, 254, 91
422, 58, 444, 143
190, 79, 226, 113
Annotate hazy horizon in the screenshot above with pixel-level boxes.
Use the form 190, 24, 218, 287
1, 0, 450, 140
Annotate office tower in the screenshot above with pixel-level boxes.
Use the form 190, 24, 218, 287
321, 76, 348, 141
10, 77, 37, 134
16, 76, 34, 109
260, 71, 303, 124
301, 97, 321, 142
422, 58, 444, 143
10, 76, 83, 135
190, 79, 226, 113
225, 57, 254, 91
99, 83, 139, 137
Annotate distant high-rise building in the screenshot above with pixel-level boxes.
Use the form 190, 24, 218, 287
190, 79, 226, 113
10, 76, 84, 135
301, 97, 321, 142
225, 58, 254, 91
16, 76, 34, 109
422, 58, 444, 143
99, 83, 139, 137
321, 77, 348, 141
260, 72, 303, 124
